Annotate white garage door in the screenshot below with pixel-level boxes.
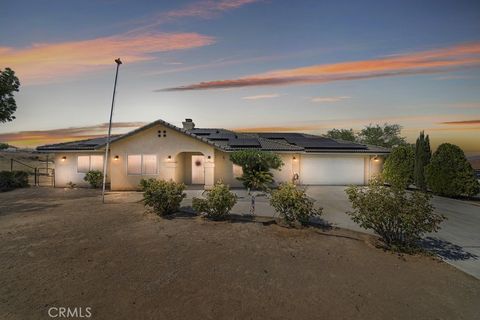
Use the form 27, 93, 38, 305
300, 155, 365, 185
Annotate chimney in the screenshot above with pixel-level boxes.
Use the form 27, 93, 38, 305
182, 118, 195, 130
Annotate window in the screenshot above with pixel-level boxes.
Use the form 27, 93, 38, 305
233, 164, 243, 178
77, 156, 90, 173
77, 155, 104, 173
143, 155, 157, 175
90, 155, 104, 171
127, 155, 142, 175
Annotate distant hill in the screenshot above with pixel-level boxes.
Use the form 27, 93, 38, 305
467, 155, 480, 170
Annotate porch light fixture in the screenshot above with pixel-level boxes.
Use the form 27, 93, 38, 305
114, 155, 119, 160
292, 156, 297, 161
168, 155, 171, 159
373, 155, 379, 162
207, 155, 211, 159
61, 156, 66, 161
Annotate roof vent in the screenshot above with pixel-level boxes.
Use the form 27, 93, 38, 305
182, 118, 195, 130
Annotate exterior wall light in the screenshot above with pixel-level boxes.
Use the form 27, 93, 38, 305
207, 155, 211, 159
61, 156, 67, 161
292, 156, 297, 161
114, 155, 119, 160
373, 156, 379, 162
168, 155, 171, 159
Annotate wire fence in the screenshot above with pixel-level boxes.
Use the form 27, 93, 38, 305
0, 153, 55, 187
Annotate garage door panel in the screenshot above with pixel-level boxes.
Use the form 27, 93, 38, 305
300, 156, 365, 185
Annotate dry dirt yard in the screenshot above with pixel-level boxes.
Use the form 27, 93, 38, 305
0, 188, 479, 320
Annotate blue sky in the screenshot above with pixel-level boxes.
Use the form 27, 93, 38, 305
0, 0, 479, 154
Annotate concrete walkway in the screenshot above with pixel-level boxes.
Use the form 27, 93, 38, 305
184, 186, 480, 279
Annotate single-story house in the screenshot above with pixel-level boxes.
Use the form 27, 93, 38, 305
36, 118, 389, 190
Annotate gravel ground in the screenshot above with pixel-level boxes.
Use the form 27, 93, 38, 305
0, 188, 479, 320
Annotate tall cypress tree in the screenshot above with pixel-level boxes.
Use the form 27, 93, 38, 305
414, 131, 431, 190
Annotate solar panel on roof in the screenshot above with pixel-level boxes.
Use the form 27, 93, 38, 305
228, 138, 261, 148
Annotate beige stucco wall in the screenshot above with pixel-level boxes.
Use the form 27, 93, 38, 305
109, 123, 215, 190
365, 155, 385, 182
54, 152, 107, 187
213, 150, 297, 188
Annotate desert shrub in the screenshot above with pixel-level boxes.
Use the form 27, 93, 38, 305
382, 144, 415, 188
140, 179, 186, 216
425, 143, 480, 197
83, 170, 103, 188
192, 181, 238, 220
346, 178, 445, 252
0, 170, 29, 191
12, 171, 29, 187
270, 182, 322, 226
230, 150, 283, 191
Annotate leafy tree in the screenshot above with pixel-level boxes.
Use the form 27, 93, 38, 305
346, 177, 445, 252
140, 179, 186, 216
192, 180, 238, 220
229, 150, 283, 191
414, 131, 431, 190
0, 68, 20, 123
325, 128, 356, 142
382, 144, 415, 188
357, 123, 406, 148
0, 143, 10, 150
83, 170, 103, 188
270, 182, 322, 226
425, 143, 480, 197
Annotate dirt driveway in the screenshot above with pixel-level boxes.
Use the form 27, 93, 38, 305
1, 188, 479, 320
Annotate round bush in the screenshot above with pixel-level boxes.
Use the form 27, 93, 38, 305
382, 145, 414, 188
192, 181, 238, 220
84, 170, 103, 188
140, 179, 186, 216
346, 178, 445, 251
270, 182, 322, 226
425, 143, 479, 197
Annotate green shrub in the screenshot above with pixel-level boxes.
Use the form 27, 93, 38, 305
346, 178, 445, 252
382, 144, 415, 188
0, 170, 29, 192
230, 150, 284, 191
425, 143, 480, 197
84, 170, 103, 188
140, 179, 186, 216
192, 181, 238, 220
270, 182, 322, 226
12, 171, 29, 187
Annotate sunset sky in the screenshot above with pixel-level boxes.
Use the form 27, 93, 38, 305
1, 0, 479, 155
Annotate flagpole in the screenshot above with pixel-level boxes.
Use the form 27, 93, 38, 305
102, 58, 122, 203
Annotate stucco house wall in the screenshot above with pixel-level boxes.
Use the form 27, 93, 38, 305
109, 123, 215, 190
54, 152, 107, 187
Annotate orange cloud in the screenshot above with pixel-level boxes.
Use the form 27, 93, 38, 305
0, 33, 214, 84
160, 42, 480, 91
440, 119, 480, 125
0, 122, 146, 148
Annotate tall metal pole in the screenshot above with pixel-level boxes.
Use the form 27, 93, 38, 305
102, 58, 122, 203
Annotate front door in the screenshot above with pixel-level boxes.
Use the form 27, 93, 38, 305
191, 155, 205, 184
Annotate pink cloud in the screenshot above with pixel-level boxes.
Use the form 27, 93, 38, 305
0, 33, 215, 84
160, 42, 480, 91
